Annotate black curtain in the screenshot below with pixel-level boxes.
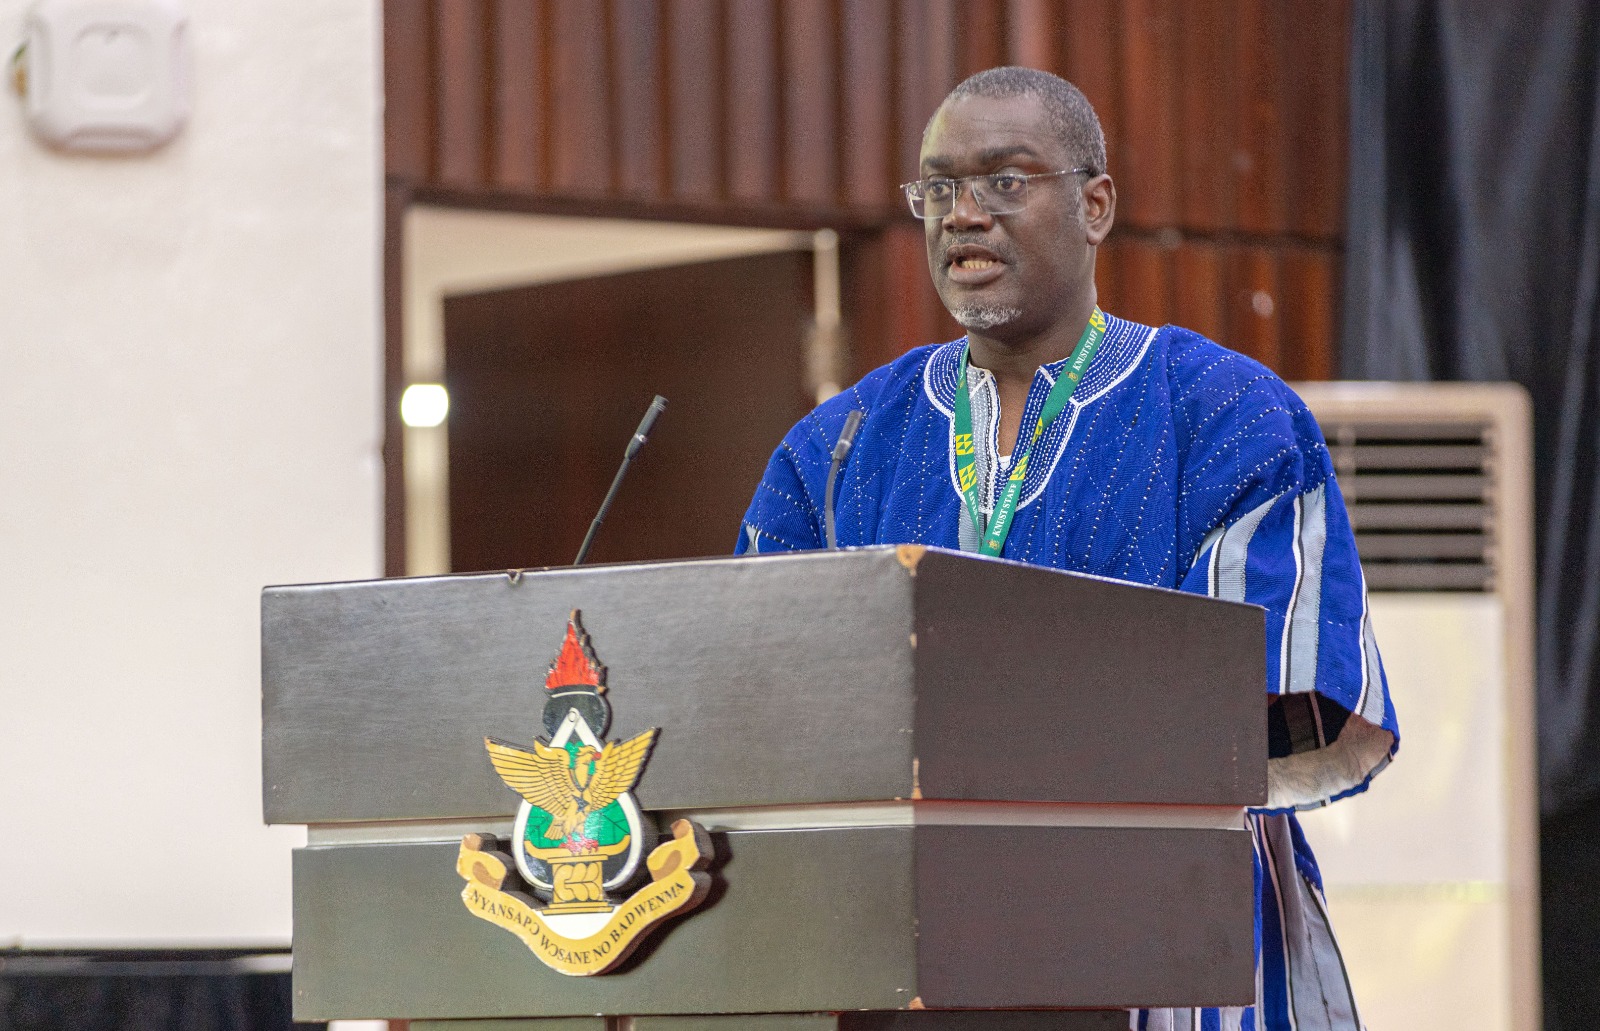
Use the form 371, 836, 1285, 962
1340, 1, 1600, 1025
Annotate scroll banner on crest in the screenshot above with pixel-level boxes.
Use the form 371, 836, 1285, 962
457, 818, 712, 976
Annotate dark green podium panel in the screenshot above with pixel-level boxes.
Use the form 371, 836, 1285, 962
291, 823, 1252, 1021
263, 547, 1266, 821
265, 548, 1266, 1023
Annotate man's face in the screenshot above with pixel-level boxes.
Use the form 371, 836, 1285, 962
919, 92, 1104, 342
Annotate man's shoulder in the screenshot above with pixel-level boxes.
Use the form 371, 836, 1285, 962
1133, 321, 1332, 496
862, 340, 951, 391
1107, 316, 1309, 415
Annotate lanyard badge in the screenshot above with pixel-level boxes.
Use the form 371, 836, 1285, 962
952, 308, 1106, 556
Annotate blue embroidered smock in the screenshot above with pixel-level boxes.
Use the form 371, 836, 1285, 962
738, 313, 1400, 1031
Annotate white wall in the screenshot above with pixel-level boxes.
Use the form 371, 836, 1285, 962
0, 1, 382, 946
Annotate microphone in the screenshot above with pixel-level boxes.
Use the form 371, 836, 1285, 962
823, 409, 865, 550
574, 395, 667, 565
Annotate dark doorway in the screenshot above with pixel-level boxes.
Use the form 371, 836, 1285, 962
444, 250, 812, 572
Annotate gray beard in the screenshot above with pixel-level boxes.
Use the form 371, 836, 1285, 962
951, 305, 1023, 332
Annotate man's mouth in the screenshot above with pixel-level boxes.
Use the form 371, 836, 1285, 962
944, 244, 1006, 285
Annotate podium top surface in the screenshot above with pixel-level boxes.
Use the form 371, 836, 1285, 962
262, 546, 1266, 824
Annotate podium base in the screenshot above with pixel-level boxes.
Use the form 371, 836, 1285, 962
411, 1012, 1132, 1031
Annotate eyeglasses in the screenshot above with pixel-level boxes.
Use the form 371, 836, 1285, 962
900, 167, 1094, 219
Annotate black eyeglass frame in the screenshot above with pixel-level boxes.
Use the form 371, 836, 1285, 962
900, 166, 1096, 219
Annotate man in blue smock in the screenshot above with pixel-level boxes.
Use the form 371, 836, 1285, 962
736, 67, 1398, 1031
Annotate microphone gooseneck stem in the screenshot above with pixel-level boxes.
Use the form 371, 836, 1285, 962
574, 395, 667, 566
574, 461, 631, 566
824, 470, 841, 549
824, 409, 865, 550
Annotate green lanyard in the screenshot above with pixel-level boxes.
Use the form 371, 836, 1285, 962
952, 308, 1107, 556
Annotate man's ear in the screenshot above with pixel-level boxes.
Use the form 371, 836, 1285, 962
1084, 174, 1116, 246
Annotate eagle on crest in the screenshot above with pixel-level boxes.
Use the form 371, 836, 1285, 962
485, 729, 658, 846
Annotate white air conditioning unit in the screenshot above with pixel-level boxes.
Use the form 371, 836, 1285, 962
1293, 382, 1539, 1031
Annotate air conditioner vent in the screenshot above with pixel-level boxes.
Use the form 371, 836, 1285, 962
1323, 421, 1497, 592
1293, 381, 1536, 1031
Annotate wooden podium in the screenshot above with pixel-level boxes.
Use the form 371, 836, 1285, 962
262, 546, 1266, 1029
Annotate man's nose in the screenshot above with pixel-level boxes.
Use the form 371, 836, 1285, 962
942, 179, 994, 230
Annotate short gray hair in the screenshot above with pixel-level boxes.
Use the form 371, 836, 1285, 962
931, 66, 1107, 176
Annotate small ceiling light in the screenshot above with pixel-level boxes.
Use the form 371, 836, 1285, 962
401, 383, 449, 428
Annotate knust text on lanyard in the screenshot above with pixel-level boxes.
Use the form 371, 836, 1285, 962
952, 307, 1106, 557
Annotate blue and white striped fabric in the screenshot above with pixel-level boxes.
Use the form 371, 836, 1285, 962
737, 313, 1399, 1031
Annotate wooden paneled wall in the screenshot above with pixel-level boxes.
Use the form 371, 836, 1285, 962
386, 0, 1348, 379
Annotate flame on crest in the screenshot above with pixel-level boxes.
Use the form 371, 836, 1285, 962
545, 610, 606, 692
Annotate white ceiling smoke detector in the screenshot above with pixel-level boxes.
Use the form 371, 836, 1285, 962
13, 0, 190, 153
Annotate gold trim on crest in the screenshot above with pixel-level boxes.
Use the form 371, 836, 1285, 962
457, 820, 712, 976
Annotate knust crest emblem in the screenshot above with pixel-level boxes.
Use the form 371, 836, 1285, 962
455, 611, 712, 975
